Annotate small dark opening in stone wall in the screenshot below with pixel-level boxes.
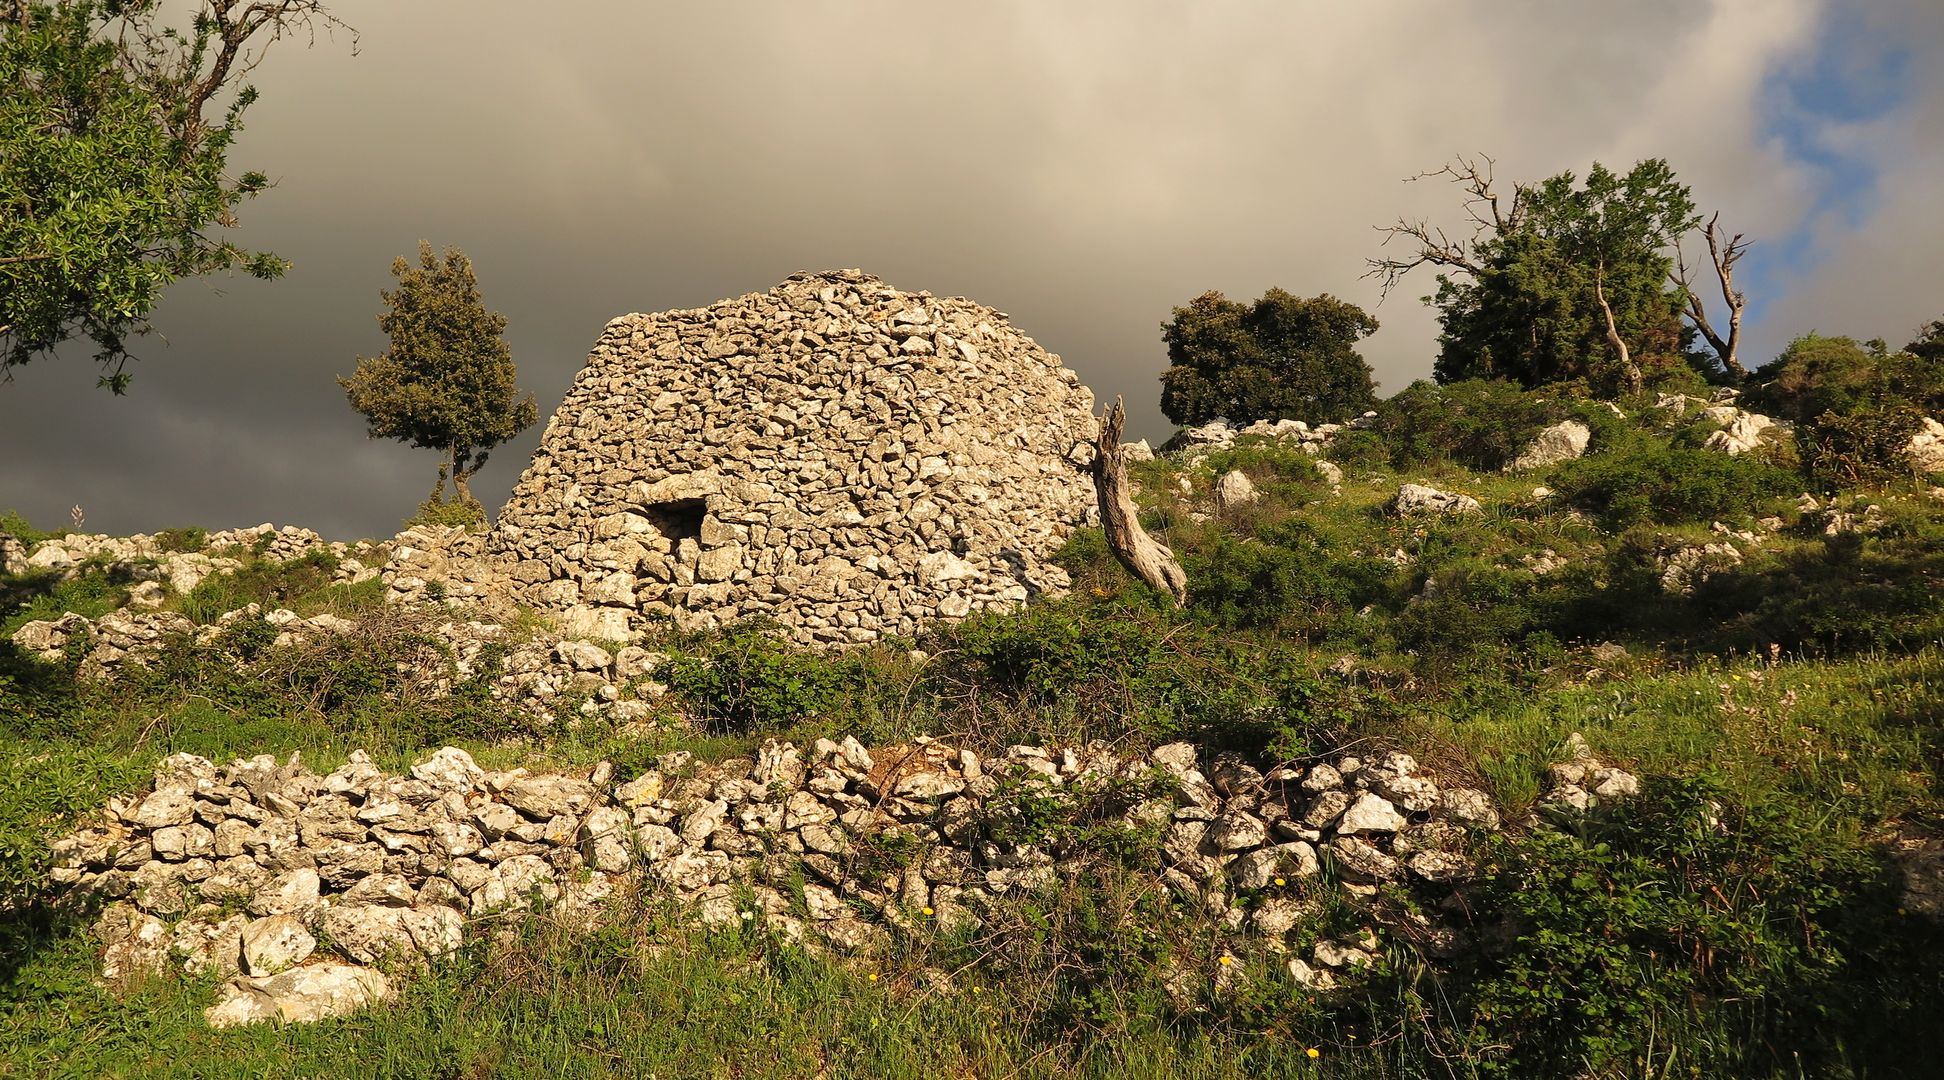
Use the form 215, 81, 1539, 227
646, 497, 706, 544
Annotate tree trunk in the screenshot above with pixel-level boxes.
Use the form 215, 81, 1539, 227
1595, 264, 1642, 397
1092, 396, 1188, 606
449, 447, 473, 507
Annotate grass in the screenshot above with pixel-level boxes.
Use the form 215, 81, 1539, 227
0, 903, 1381, 1080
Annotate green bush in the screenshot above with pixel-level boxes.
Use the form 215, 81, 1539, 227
1459, 776, 1942, 1078
405, 494, 488, 532
1746, 333, 1944, 425
176, 548, 343, 623
1366, 379, 1572, 471
1799, 405, 1925, 486
1550, 437, 1792, 528
664, 623, 854, 731
151, 526, 208, 553
1392, 565, 1542, 673
0, 509, 53, 547
1185, 522, 1391, 632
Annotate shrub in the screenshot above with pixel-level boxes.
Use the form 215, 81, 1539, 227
1550, 437, 1792, 528
664, 623, 854, 731
151, 526, 208, 553
0, 509, 54, 546
1367, 379, 1572, 471
1185, 522, 1391, 632
1799, 405, 1924, 486
1459, 776, 1942, 1078
404, 493, 488, 532
1392, 565, 1541, 674
176, 548, 343, 623
1747, 333, 1944, 425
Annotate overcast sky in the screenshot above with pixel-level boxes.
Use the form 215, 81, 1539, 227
4, 0, 1940, 540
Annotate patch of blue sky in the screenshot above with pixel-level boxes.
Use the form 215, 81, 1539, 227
1737, 6, 1914, 333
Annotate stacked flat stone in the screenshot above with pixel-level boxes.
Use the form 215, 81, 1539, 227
483, 269, 1100, 645
55, 737, 1640, 1027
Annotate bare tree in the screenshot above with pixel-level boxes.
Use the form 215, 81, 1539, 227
1672, 212, 1751, 380
1092, 397, 1187, 606
1365, 154, 1519, 298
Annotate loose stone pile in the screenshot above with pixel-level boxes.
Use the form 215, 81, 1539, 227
1655, 390, 1792, 456
403, 269, 1102, 646
8, 525, 382, 601
11, 602, 669, 724
1164, 415, 1370, 463
50, 737, 1640, 1027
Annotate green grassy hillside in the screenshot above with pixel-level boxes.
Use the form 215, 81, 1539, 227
2, 381, 1941, 1079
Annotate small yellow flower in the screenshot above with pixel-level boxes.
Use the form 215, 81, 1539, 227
1306, 1047, 1320, 1059
1273, 877, 1286, 887
1218, 955, 1233, 966
923, 906, 935, 916
868, 972, 879, 982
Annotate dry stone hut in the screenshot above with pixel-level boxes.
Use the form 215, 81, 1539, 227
486, 269, 1101, 644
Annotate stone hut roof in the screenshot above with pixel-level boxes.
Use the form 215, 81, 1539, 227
488, 269, 1100, 644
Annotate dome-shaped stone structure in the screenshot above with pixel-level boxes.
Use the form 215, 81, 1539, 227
487, 269, 1100, 644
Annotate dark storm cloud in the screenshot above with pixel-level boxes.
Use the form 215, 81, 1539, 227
3, 0, 1938, 540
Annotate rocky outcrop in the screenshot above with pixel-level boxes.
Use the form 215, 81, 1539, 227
1387, 484, 1482, 516
1658, 542, 1743, 594
443, 269, 1100, 646
51, 738, 1635, 1028
1909, 417, 1944, 474
1700, 405, 1789, 456
1506, 420, 1590, 472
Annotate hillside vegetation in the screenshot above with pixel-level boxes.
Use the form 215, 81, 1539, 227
2, 378, 1942, 1079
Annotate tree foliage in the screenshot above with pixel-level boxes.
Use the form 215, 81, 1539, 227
339, 243, 538, 509
1158, 288, 1378, 426
1371, 157, 1705, 395
0, 1, 348, 391
1907, 315, 1944, 365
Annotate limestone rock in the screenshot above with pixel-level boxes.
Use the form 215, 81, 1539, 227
1507, 420, 1590, 471
1908, 417, 1944, 474
238, 915, 315, 977
1388, 484, 1481, 516
1336, 792, 1407, 835
205, 963, 392, 1028
1214, 470, 1258, 509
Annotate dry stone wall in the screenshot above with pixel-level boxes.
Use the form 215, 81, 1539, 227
481, 269, 1101, 645
49, 738, 1640, 1028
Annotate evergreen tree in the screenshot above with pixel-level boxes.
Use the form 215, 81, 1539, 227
1372, 157, 1702, 395
1159, 289, 1379, 426
339, 243, 538, 511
